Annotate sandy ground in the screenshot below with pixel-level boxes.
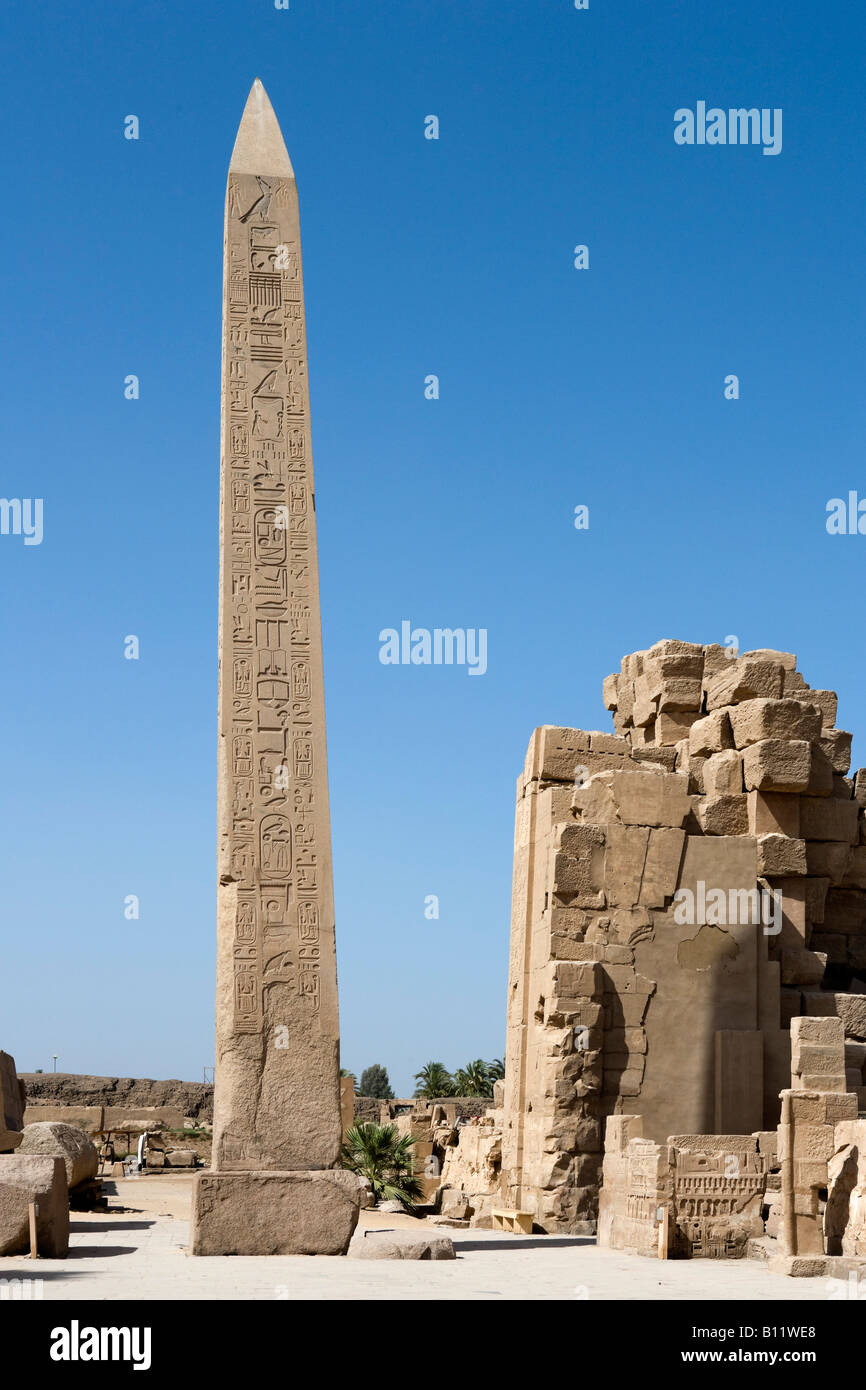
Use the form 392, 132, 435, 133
0, 1174, 844, 1300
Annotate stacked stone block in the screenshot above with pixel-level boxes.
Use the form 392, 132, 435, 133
502, 640, 866, 1234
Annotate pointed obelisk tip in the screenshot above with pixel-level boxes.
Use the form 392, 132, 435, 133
229, 78, 294, 178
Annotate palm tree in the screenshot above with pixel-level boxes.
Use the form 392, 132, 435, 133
413, 1061, 454, 1098
341, 1122, 424, 1209
487, 1058, 505, 1082
453, 1059, 493, 1097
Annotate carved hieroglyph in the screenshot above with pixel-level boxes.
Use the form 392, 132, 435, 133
212, 79, 341, 1175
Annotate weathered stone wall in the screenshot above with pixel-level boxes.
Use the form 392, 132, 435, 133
19, 1074, 213, 1121
502, 641, 866, 1233
598, 1116, 766, 1259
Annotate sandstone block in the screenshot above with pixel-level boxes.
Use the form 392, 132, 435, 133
190, 1170, 361, 1255
602, 675, 619, 710
747, 790, 800, 837
348, 1228, 456, 1259
705, 659, 785, 709
638, 827, 685, 907
165, 1149, 197, 1167
552, 844, 605, 907
0, 1155, 68, 1257
757, 834, 807, 877
741, 648, 797, 670
742, 739, 811, 793
799, 690, 838, 728
820, 729, 853, 775
702, 643, 731, 675
729, 700, 822, 749
529, 726, 590, 783
805, 842, 851, 882
781, 948, 826, 988
806, 745, 835, 797
631, 744, 678, 771
697, 795, 749, 836
803, 993, 866, 1041
654, 711, 700, 745
18, 1122, 98, 1190
821, 890, 866, 935
689, 710, 734, 757
799, 797, 859, 843
0, 1053, 23, 1135
656, 678, 702, 712
841, 846, 866, 890
588, 732, 630, 755
791, 1014, 845, 1047
603, 824, 650, 907
804, 876, 830, 923
551, 962, 601, 999
615, 771, 692, 828
645, 639, 704, 674
703, 750, 743, 797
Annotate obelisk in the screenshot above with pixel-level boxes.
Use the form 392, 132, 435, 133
191, 80, 359, 1255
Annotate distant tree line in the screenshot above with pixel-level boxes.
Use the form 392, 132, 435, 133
341, 1058, 505, 1100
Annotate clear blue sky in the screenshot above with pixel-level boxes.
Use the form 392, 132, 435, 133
2, 0, 865, 1095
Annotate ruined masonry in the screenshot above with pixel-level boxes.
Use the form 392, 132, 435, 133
500, 641, 866, 1233
190, 81, 359, 1255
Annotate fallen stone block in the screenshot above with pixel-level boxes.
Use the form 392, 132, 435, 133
191, 1170, 361, 1255
0, 1155, 68, 1257
348, 1227, 456, 1259
164, 1149, 197, 1167
18, 1122, 98, 1190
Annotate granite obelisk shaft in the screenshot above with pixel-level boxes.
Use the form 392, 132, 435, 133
191, 80, 358, 1255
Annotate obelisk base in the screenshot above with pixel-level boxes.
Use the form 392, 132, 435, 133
190, 1169, 360, 1256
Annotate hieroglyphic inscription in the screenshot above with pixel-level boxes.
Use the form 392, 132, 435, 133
223, 173, 321, 1032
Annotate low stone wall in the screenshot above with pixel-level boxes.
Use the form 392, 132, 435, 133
19, 1074, 213, 1121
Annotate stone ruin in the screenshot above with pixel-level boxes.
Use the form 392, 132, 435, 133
597, 1011, 866, 1274
0, 1051, 70, 1257
431, 641, 866, 1271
